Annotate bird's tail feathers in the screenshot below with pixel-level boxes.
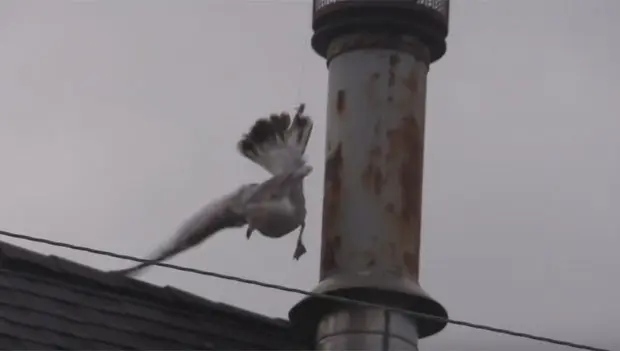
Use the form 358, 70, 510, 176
285, 103, 313, 156
238, 103, 313, 174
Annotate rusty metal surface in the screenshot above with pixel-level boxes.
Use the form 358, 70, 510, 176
316, 307, 419, 351
320, 45, 428, 282
289, 28, 448, 345
321, 144, 343, 275
326, 34, 430, 66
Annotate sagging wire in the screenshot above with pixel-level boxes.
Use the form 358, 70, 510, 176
0, 229, 611, 351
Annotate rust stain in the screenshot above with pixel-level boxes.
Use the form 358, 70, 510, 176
388, 243, 397, 260
385, 114, 424, 278
372, 171, 383, 195
320, 144, 344, 278
402, 67, 418, 94
373, 120, 380, 137
398, 116, 424, 234
361, 146, 385, 196
321, 236, 341, 277
387, 55, 399, 102
367, 72, 381, 104
363, 250, 376, 269
388, 54, 400, 88
367, 258, 376, 268
336, 89, 346, 117
403, 252, 419, 280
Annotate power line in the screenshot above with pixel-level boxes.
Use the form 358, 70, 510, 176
0, 229, 610, 351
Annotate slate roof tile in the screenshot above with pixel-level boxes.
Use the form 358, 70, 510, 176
0, 240, 308, 350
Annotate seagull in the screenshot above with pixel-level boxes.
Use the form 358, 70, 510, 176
111, 104, 314, 277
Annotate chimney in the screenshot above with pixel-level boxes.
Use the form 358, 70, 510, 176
289, 0, 450, 350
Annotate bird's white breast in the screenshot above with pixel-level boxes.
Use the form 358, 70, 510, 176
246, 198, 300, 238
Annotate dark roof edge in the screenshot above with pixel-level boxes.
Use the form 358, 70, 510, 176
0, 239, 292, 330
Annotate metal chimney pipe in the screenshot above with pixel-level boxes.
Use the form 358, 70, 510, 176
290, 1, 450, 350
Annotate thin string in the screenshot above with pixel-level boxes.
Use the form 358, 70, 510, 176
0, 229, 612, 351
295, 42, 307, 105
293, 4, 310, 107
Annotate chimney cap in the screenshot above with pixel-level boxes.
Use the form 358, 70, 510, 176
310, 0, 450, 61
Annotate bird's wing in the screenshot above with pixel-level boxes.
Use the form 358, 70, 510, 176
110, 184, 256, 277
237, 103, 314, 176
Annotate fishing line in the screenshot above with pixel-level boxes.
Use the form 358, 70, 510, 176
293, 3, 311, 107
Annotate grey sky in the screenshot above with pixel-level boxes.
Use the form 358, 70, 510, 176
0, 0, 617, 350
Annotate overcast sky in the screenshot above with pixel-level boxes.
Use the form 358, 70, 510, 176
0, 0, 618, 350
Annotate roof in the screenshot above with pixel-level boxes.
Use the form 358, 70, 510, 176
0, 240, 309, 350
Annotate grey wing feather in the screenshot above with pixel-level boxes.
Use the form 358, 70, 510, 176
110, 185, 255, 277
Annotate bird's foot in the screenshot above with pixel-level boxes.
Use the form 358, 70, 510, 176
293, 242, 307, 260
246, 227, 254, 240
